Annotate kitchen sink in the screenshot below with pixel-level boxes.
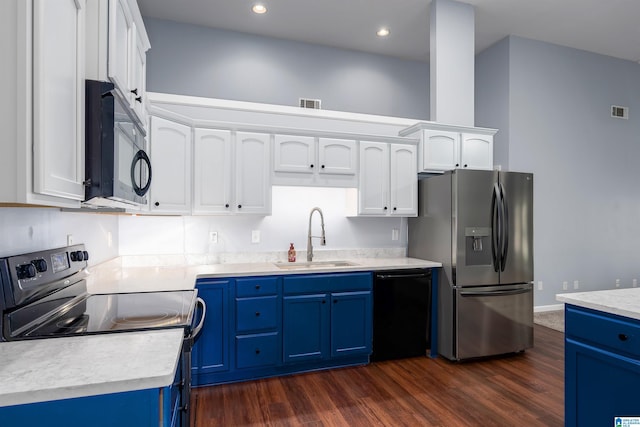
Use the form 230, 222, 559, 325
274, 261, 359, 270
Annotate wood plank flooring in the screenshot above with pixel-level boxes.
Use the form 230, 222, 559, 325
192, 325, 564, 426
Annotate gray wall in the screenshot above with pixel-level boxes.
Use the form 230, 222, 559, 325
143, 18, 430, 119
477, 36, 640, 306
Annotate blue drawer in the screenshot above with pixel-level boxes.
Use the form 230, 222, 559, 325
566, 305, 640, 357
236, 332, 280, 369
236, 277, 278, 297
236, 296, 278, 332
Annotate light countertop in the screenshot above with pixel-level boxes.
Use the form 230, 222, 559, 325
2, 255, 440, 408
557, 288, 640, 321
0, 329, 183, 407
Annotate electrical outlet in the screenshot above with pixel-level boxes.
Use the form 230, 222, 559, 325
562, 281, 568, 290
67, 234, 74, 246
107, 231, 113, 248
209, 231, 218, 244
251, 230, 261, 244
391, 228, 399, 241
634, 279, 638, 288
573, 280, 579, 290
616, 279, 621, 288
537, 281, 543, 291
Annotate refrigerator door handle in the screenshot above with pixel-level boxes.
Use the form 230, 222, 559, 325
491, 183, 501, 272
460, 288, 531, 297
499, 182, 509, 272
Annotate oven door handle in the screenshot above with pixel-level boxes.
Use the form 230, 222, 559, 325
191, 297, 206, 340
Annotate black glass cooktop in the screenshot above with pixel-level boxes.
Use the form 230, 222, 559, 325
6, 287, 197, 340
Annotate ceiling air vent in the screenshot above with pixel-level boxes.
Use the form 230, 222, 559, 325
611, 105, 629, 119
299, 98, 321, 109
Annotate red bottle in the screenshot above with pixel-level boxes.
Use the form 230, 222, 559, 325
288, 243, 296, 262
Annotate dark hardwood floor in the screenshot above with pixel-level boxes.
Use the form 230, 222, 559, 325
192, 325, 564, 426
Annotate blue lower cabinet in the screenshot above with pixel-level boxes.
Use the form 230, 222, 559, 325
565, 305, 640, 427
236, 332, 281, 369
0, 389, 162, 427
283, 293, 330, 363
192, 279, 231, 386
331, 291, 372, 358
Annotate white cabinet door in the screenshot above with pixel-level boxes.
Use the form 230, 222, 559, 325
460, 133, 493, 170
129, 26, 146, 123
389, 144, 417, 216
193, 128, 232, 214
273, 135, 315, 174
149, 117, 192, 214
107, 0, 132, 101
236, 132, 271, 215
32, 0, 85, 201
420, 130, 460, 172
318, 138, 357, 175
358, 142, 389, 215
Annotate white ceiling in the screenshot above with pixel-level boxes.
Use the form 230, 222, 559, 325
137, 0, 640, 63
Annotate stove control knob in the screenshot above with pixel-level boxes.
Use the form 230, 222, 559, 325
32, 259, 48, 272
70, 251, 78, 261
17, 263, 37, 279
82, 251, 89, 261
71, 251, 85, 262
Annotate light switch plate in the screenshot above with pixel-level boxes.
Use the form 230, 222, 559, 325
251, 230, 261, 244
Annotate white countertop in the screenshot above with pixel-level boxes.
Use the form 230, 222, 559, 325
0, 329, 183, 407
557, 288, 640, 321
2, 255, 440, 408
86, 257, 442, 293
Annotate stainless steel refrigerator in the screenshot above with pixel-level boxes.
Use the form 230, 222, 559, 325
408, 169, 533, 361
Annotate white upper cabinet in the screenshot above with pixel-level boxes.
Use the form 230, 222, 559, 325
318, 138, 357, 175
149, 116, 192, 214
272, 135, 357, 187
235, 132, 272, 215
400, 123, 496, 173
192, 128, 233, 214
357, 142, 417, 217
86, 0, 149, 125
273, 135, 315, 174
0, 0, 86, 207
460, 133, 494, 170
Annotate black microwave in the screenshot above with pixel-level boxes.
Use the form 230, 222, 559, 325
84, 79, 152, 208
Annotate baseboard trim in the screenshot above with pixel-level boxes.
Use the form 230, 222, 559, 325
534, 303, 564, 313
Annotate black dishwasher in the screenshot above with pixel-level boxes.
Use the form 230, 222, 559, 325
371, 269, 431, 361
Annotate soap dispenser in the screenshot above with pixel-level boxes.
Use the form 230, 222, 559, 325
288, 243, 296, 262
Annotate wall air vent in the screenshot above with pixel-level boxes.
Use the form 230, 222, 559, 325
299, 98, 321, 109
611, 105, 629, 119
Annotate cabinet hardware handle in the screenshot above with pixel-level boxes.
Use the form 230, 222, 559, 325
393, 207, 397, 211
154, 202, 159, 207
255, 349, 261, 354
255, 285, 261, 290
618, 333, 629, 341
131, 88, 138, 95
333, 300, 337, 304
383, 206, 388, 210
321, 165, 325, 169
322, 300, 326, 304
464, 164, 468, 168
310, 164, 314, 168
135, 96, 142, 103
255, 311, 261, 317
455, 163, 460, 167
225, 204, 229, 208
238, 204, 242, 209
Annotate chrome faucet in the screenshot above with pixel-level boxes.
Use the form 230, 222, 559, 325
307, 207, 326, 261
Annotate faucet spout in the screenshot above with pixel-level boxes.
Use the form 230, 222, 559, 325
307, 207, 326, 262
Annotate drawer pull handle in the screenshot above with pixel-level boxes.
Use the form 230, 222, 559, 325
619, 333, 629, 341
255, 311, 261, 317
255, 349, 261, 354
255, 285, 261, 290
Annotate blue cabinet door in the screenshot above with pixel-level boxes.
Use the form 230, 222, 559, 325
565, 338, 640, 427
192, 279, 230, 382
283, 293, 329, 363
331, 291, 372, 358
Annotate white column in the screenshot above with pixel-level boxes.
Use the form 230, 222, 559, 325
430, 0, 475, 126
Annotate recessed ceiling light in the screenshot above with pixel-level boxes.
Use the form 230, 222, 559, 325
252, 4, 267, 14
377, 28, 390, 37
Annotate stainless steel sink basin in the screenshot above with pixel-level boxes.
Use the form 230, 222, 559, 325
274, 261, 359, 270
